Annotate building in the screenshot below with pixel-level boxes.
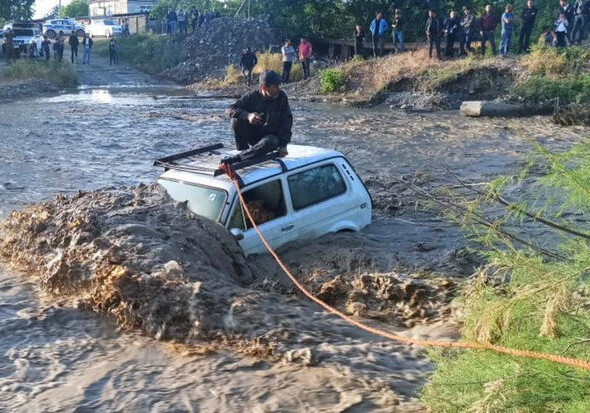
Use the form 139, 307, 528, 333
88, 0, 158, 17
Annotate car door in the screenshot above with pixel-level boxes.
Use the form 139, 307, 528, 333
226, 178, 297, 255
286, 161, 357, 241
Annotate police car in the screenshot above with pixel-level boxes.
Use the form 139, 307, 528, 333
43, 18, 85, 38
155, 144, 372, 256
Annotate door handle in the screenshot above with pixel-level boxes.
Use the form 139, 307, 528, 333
281, 224, 295, 232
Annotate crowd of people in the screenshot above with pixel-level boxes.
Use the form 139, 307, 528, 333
163, 8, 220, 35
0, 29, 120, 66
237, 38, 314, 86
363, 0, 590, 59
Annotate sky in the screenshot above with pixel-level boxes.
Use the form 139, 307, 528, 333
33, 0, 74, 19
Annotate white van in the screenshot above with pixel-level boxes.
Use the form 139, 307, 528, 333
155, 144, 372, 256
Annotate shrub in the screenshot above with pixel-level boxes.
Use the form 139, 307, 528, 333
319, 68, 349, 93
521, 45, 590, 77
513, 75, 590, 105
3, 59, 78, 88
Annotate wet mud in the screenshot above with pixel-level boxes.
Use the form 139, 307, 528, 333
1, 68, 589, 410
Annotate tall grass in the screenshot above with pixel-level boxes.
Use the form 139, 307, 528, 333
2, 59, 78, 88
94, 34, 186, 75
219, 52, 304, 86
421, 141, 590, 412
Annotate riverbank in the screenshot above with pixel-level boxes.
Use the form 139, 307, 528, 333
0, 60, 78, 102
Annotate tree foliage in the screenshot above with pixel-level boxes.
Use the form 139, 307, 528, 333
0, 0, 34, 22
149, 0, 563, 41
60, 0, 89, 18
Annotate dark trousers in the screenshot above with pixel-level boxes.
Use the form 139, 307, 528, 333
481, 30, 497, 55
241, 67, 253, 85
372, 34, 384, 57
43, 48, 50, 62
109, 49, 118, 65
460, 31, 472, 54
556, 31, 567, 47
231, 118, 280, 162
301, 59, 310, 79
572, 16, 585, 44
428, 36, 441, 58
70, 46, 77, 63
354, 41, 364, 57
282, 61, 292, 83
518, 24, 533, 53
445, 33, 456, 57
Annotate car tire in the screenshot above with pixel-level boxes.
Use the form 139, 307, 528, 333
58, 30, 64, 38
76, 29, 85, 37
46, 29, 56, 39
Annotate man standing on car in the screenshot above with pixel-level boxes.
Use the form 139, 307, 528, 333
68, 32, 79, 64
518, 0, 538, 53
222, 70, 292, 165
82, 33, 93, 65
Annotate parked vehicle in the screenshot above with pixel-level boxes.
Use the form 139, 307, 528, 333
3, 22, 40, 31
85, 19, 122, 38
155, 144, 372, 256
11, 28, 43, 57
43, 18, 84, 39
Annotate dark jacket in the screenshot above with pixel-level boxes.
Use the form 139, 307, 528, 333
426, 16, 442, 37
392, 16, 404, 32
354, 29, 365, 44
240, 51, 257, 70
521, 6, 538, 26
559, 3, 575, 23
461, 13, 476, 32
444, 17, 460, 34
227, 90, 293, 147
83, 37, 93, 48
574, 0, 585, 16
480, 13, 498, 31
68, 34, 79, 47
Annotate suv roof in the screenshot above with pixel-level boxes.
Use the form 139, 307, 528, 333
157, 144, 343, 191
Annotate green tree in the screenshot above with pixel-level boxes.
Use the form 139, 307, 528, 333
0, 0, 34, 21
60, 0, 89, 18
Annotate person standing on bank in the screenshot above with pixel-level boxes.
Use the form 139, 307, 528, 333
480, 4, 499, 56
460, 7, 476, 55
281, 39, 296, 83
519, 0, 538, 53
391, 9, 405, 53
109, 38, 119, 65
82, 33, 93, 65
240, 47, 258, 86
444, 10, 460, 58
354, 25, 365, 57
299, 38, 312, 80
41, 35, 51, 62
571, 0, 586, 44
500, 4, 515, 57
370, 12, 388, 57
426, 10, 442, 59
68, 32, 79, 64
223, 70, 292, 165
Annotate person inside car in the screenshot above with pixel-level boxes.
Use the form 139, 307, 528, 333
222, 70, 293, 166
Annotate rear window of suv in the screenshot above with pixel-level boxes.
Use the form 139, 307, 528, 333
288, 164, 347, 211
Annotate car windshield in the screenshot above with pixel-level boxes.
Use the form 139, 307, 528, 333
104, 20, 117, 25
13, 29, 33, 36
157, 179, 227, 222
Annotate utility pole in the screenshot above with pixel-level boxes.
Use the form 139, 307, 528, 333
58, 0, 62, 17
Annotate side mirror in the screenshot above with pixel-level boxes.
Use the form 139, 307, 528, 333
230, 228, 245, 241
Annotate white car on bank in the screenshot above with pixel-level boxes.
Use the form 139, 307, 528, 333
85, 19, 122, 38
43, 18, 85, 38
155, 144, 372, 256
11, 27, 44, 55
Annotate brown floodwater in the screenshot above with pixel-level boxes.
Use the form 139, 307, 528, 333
0, 80, 587, 412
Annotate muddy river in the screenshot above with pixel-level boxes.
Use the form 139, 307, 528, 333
0, 78, 587, 412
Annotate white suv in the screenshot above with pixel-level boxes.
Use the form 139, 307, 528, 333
155, 144, 372, 256
85, 19, 122, 38
11, 27, 43, 55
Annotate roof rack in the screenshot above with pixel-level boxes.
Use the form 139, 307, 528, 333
153, 143, 288, 178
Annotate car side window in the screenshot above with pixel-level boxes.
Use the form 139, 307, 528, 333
228, 180, 286, 230
288, 164, 347, 211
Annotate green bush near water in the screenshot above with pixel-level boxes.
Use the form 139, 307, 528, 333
319, 68, 349, 94
513, 75, 590, 106
94, 34, 186, 75
2, 59, 78, 88
421, 141, 590, 412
